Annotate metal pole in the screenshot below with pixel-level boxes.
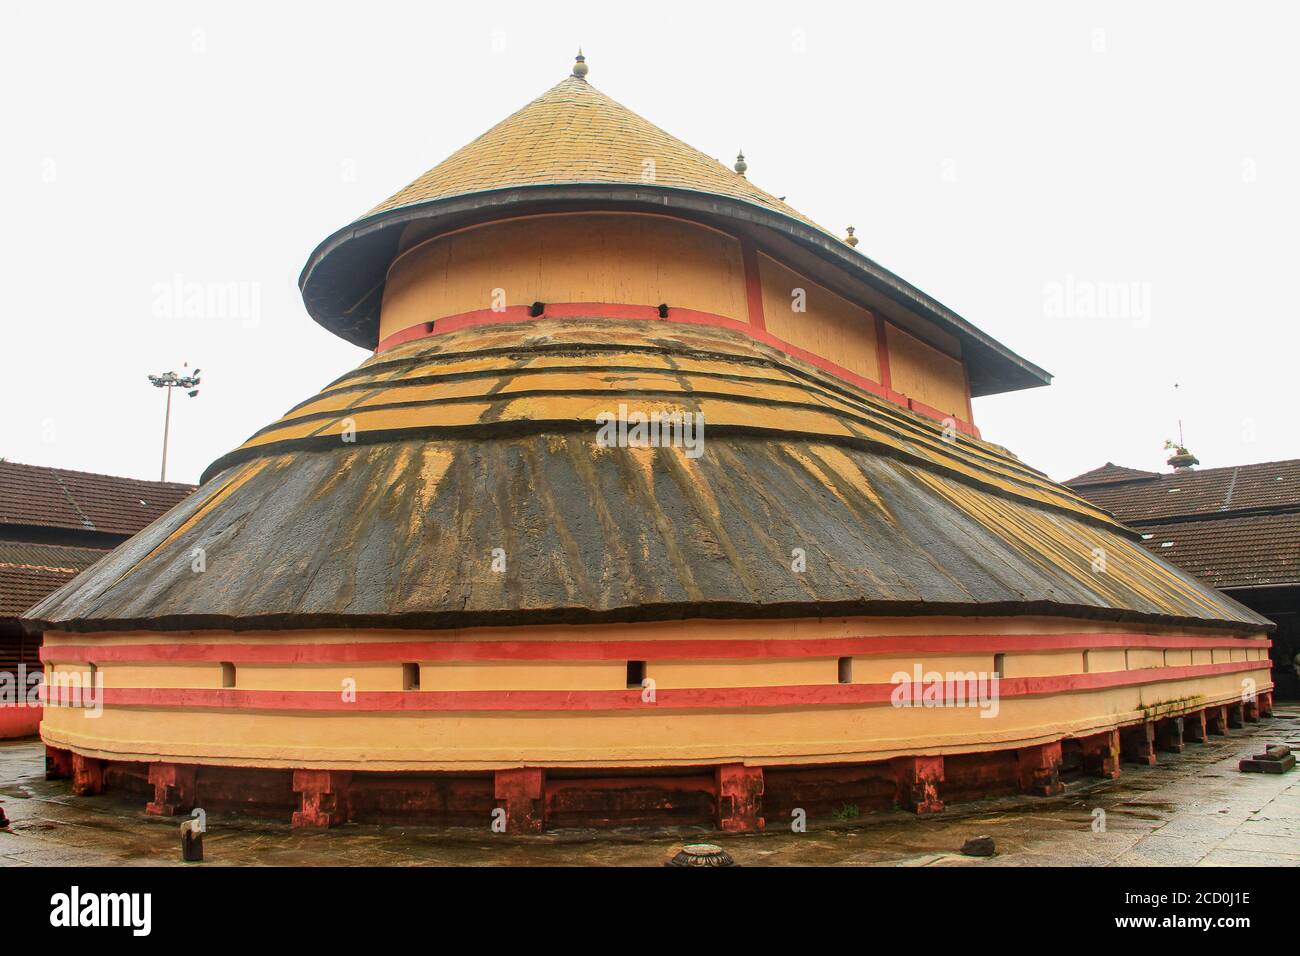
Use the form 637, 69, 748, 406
161, 385, 173, 481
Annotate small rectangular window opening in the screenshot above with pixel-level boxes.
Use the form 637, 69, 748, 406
220, 662, 236, 688
626, 660, 646, 689
402, 662, 420, 691
993, 653, 1006, 677
1082, 650, 1091, 673
837, 656, 853, 684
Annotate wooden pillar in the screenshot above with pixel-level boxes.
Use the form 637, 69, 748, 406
1206, 705, 1229, 735
1120, 722, 1156, 766
146, 763, 197, 816
1184, 709, 1207, 743
292, 770, 352, 828
71, 753, 106, 796
1080, 729, 1122, 779
494, 767, 545, 834
1017, 742, 1064, 796
45, 745, 72, 781
1259, 691, 1274, 717
1156, 717, 1185, 754
1226, 702, 1244, 729
892, 755, 944, 814
1243, 696, 1260, 722
715, 763, 765, 832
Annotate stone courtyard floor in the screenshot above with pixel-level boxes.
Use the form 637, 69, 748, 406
2, 711, 1297, 867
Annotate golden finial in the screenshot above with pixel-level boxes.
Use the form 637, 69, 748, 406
572, 48, 588, 79
845, 225, 859, 248
734, 150, 747, 176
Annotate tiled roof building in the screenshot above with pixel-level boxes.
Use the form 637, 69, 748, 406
0, 461, 194, 736
1067, 458, 1300, 695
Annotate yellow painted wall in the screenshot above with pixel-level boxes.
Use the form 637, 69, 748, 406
757, 253, 880, 382
379, 213, 748, 341
41, 666, 1271, 771
885, 324, 971, 419
1084, 649, 1127, 673
40, 616, 1272, 771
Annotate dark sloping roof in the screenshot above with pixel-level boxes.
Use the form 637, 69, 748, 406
0, 461, 195, 536
0, 541, 107, 616
1137, 513, 1300, 590
1069, 459, 1300, 524
1065, 462, 1160, 486
27, 319, 1268, 634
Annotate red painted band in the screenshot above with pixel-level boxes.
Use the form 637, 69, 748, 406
875, 315, 893, 391
373, 302, 980, 438
41, 633, 1271, 665
740, 240, 767, 332
41, 661, 1270, 713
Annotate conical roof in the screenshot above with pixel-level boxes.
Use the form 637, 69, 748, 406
368, 75, 819, 230
296, 62, 1049, 397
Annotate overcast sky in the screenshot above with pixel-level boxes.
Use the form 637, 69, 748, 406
3, 1, 1297, 486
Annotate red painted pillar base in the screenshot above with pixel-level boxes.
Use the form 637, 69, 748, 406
292, 770, 352, 828
1120, 722, 1156, 766
146, 763, 197, 816
1206, 705, 1228, 735
45, 745, 72, 781
1156, 717, 1185, 754
892, 755, 945, 814
1017, 742, 1065, 796
71, 754, 106, 796
494, 767, 545, 834
1243, 697, 1260, 722
1259, 691, 1274, 717
1184, 709, 1207, 743
1080, 730, 1122, 779
715, 763, 765, 832
1226, 702, 1244, 729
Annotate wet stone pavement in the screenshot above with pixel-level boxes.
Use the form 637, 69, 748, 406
2, 713, 1298, 867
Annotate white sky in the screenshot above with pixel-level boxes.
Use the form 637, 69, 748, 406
3, 1, 1297, 486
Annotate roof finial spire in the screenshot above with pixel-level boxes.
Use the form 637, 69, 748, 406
844, 225, 859, 248
734, 150, 747, 176
572, 48, 588, 79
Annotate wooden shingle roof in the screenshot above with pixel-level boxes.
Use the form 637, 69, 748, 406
27, 320, 1269, 634
370, 76, 821, 232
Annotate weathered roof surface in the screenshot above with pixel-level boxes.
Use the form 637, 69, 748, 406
0, 541, 106, 616
371, 76, 816, 229
0, 460, 195, 537
27, 320, 1268, 633
1068, 459, 1300, 591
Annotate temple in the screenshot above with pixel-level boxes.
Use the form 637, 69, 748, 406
26, 55, 1273, 831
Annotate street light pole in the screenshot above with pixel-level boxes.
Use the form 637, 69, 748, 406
148, 364, 201, 482
160, 385, 173, 481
